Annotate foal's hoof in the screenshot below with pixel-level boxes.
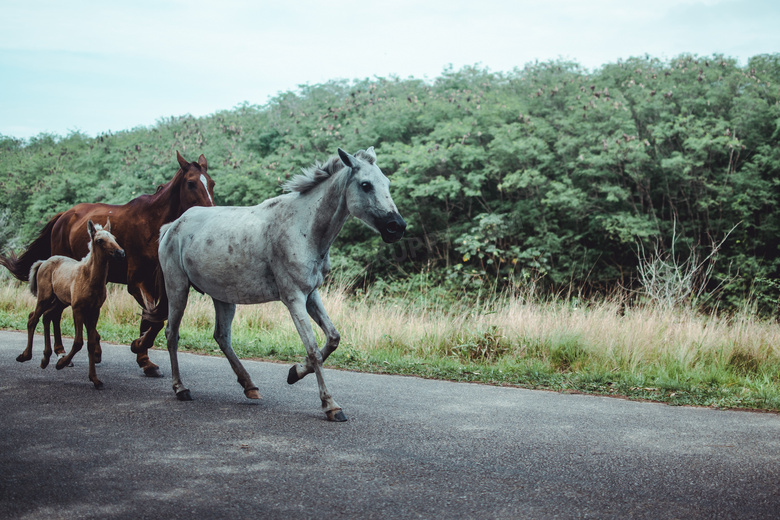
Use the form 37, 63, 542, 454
40, 358, 50, 369
55, 358, 70, 370
287, 365, 300, 385
144, 366, 163, 378
326, 409, 348, 422
16, 353, 32, 363
244, 388, 261, 400
176, 389, 193, 401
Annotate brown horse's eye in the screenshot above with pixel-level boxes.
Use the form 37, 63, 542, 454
187, 181, 196, 189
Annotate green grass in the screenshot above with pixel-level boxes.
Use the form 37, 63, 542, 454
2, 281, 779, 412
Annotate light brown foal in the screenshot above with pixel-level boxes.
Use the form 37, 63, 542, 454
17, 220, 125, 389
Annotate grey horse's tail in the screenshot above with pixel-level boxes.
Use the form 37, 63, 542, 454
142, 224, 173, 324
28, 260, 44, 297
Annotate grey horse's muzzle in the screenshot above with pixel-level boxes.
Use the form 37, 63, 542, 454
380, 214, 407, 243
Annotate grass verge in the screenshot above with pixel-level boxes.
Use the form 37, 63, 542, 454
2, 281, 779, 412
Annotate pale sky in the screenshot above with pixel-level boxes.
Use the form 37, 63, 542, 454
1, 0, 778, 140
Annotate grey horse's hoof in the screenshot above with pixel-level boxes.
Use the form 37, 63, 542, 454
144, 366, 163, 378
176, 389, 193, 401
287, 365, 300, 385
326, 409, 348, 422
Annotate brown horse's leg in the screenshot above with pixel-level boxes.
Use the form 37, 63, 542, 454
85, 313, 103, 389
127, 280, 163, 377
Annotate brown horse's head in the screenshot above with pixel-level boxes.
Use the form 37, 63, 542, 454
176, 151, 216, 212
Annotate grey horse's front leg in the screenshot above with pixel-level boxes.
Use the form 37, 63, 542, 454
285, 295, 345, 422
212, 299, 260, 399
287, 290, 340, 384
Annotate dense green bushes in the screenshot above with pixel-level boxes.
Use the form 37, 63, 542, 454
2, 54, 779, 311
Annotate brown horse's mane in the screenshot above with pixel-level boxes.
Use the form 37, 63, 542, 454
154, 168, 184, 194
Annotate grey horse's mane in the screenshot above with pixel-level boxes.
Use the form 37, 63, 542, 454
283, 149, 376, 194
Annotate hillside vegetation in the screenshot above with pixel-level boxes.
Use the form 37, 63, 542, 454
2, 53, 780, 311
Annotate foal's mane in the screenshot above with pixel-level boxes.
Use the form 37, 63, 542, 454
283, 149, 376, 194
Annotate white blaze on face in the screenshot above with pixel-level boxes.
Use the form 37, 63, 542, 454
200, 174, 213, 204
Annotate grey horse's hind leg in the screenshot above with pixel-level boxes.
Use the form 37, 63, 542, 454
164, 278, 191, 401
287, 290, 340, 385
212, 299, 260, 399
285, 294, 345, 421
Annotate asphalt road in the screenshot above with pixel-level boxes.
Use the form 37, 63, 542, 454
1, 329, 779, 519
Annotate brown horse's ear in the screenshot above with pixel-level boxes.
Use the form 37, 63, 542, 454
198, 154, 208, 170
87, 220, 96, 239
176, 151, 189, 171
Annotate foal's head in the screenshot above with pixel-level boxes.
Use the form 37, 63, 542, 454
176, 151, 216, 210
88, 220, 125, 260
338, 147, 407, 243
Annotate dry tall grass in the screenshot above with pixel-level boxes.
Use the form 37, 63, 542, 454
2, 280, 779, 375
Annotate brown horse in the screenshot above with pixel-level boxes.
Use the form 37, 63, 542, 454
0, 152, 215, 376
18, 220, 125, 389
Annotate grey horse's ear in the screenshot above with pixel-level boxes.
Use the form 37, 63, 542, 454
338, 148, 356, 168
360, 146, 377, 164
87, 220, 95, 239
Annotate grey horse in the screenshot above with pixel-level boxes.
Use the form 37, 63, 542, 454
157, 147, 406, 421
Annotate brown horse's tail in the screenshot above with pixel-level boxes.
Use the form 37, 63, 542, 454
0, 213, 62, 282
142, 263, 168, 323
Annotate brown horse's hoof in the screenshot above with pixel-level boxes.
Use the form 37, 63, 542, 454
325, 409, 348, 422
93, 352, 102, 364
244, 388, 261, 400
93, 381, 104, 390
16, 353, 32, 363
143, 366, 163, 378
40, 357, 50, 369
55, 358, 70, 370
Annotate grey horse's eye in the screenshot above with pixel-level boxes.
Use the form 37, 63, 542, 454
360, 181, 373, 193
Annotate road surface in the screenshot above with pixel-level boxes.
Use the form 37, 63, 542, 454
0, 330, 778, 519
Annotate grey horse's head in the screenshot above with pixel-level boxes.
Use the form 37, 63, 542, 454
338, 147, 406, 243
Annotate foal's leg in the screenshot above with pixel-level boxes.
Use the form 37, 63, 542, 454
287, 290, 340, 384
85, 311, 103, 389
18, 302, 47, 363
56, 311, 85, 370
213, 299, 260, 399
285, 293, 345, 422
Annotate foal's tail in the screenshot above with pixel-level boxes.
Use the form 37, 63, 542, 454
28, 261, 44, 297
0, 212, 62, 282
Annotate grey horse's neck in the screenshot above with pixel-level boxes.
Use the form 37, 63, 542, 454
304, 166, 352, 255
